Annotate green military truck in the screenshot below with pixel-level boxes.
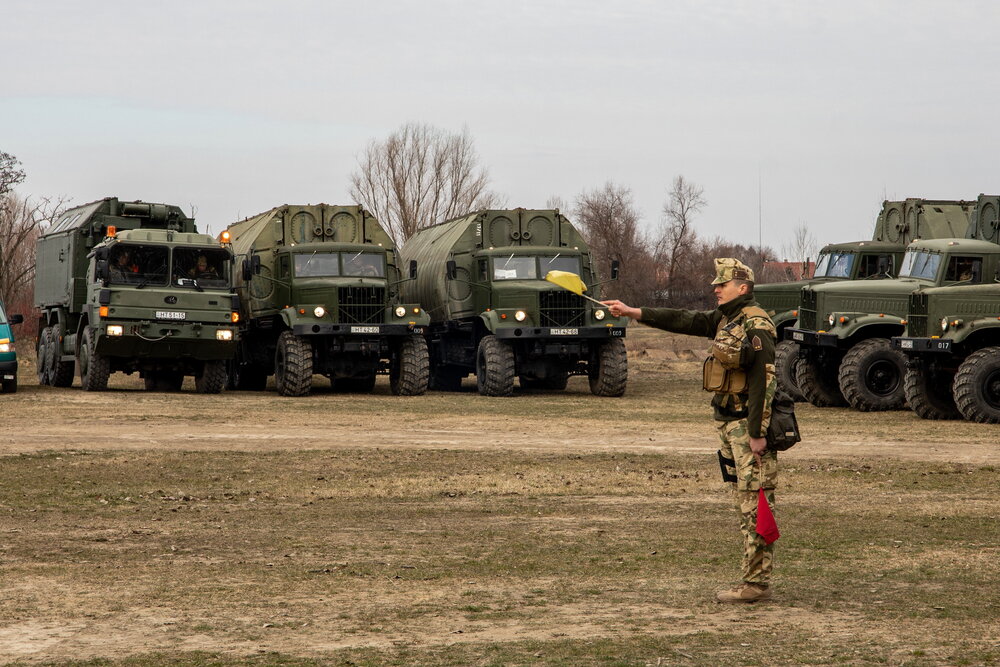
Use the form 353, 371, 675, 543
892, 284, 1000, 422
786, 198, 978, 410
34, 197, 238, 392
761, 199, 970, 401
225, 204, 430, 397
399, 208, 627, 397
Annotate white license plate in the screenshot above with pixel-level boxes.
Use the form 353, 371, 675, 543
899, 339, 913, 349
792, 331, 804, 341
351, 326, 380, 334
2, 374, 13, 380
551, 328, 579, 335
155, 311, 187, 320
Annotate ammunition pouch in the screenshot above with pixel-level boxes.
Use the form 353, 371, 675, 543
712, 320, 749, 369
703, 357, 748, 394
717, 450, 738, 483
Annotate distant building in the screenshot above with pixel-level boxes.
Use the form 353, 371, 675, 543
762, 260, 815, 281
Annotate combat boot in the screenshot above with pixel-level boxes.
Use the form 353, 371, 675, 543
715, 582, 772, 603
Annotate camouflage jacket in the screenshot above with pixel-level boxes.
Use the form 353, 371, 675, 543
639, 294, 776, 437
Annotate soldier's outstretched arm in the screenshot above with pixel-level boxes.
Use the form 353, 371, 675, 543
601, 300, 641, 320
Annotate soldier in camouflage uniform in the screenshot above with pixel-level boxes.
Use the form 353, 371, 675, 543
603, 258, 778, 603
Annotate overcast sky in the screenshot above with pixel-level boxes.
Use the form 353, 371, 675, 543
4, 0, 1000, 255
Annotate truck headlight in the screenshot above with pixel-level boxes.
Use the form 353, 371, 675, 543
594, 309, 606, 320
395, 306, 407, 318
107, 325, 124, 337
216, 329, 234, 341
313, 306, 326, 318
515, 310, 527, 322
941, 317, 949, 332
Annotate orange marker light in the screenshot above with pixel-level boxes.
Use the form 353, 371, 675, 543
231, 312, 240, 323
106, 225, 117, 238
220, 230, 232, 243
99, 306, 109, 317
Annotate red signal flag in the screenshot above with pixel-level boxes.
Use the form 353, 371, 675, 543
756, 487, 780, 545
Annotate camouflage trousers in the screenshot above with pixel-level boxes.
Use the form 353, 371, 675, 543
717, 418, 778, 585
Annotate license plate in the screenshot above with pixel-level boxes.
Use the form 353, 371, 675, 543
155, 311, 187, 320
792, 331, 804, 341
351, 326, 379, 334
2, 374, 12, 380
550, 328, 578, 335
899, 339, 913, 349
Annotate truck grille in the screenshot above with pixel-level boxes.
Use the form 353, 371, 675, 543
799, 289, 817, 330
539, 291, 584, 327
338, 287, 385, 324
908, 292, 928, 337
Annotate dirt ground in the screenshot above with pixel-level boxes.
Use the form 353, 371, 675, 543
1, 330, 998, 664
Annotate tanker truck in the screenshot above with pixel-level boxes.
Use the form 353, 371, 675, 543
225, 204, 430, 396
34, 197, 238, 392
399, 208, 627, 397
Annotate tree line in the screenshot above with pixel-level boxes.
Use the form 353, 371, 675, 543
2, 123, 814, 340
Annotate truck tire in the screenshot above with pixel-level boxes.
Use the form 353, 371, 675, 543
195, 360, 227, 394
838, 338, 906, 411
953, 346, 1000, 423
391, 335, 430, 396
79, 328, 110, 391
589, 338, 628, 397
476, 335, 515, 396
775, 340, 806, 402
37, 327, 53, 386
904, 359, 960, 420
48, 325, 75, 387
795, 354, 846, 407
274, 331, 313, 396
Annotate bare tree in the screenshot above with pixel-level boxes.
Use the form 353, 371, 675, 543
573, 181, 657, 303
655, 175, 707, 305
0, 151, 26, 204
0, 194, 67, 323
545, 195, 568, 211
349, 123, 504, 245
779, 222, 819, 263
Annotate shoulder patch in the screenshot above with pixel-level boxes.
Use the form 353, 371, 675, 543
752, 335, 763, 351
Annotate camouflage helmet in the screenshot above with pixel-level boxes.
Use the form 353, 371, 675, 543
710, 258, 754, 285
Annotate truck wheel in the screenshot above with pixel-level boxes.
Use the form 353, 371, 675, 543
775, 340, 806, 402
953, 346, 1000, 423
274, 331, 313, 396
795, 353, 846, 407
48, 325, 75, 388
838, 338, 906, 411
37, 327, 53, 386
476, 335, 515, 396
79, 328, 110, 391
589, 338, 628, 397
391, 335, 430, 396
196, 360, 228, 394
904, 359, 960, 420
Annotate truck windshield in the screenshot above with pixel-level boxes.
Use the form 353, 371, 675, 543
173, 247, 230, 289
899, 250, 941, 280
540, 255, 582, 276
494, 255, 537, 280
294, 252, 385, 278
108, 245, 169, 286
814, 252, 854, 278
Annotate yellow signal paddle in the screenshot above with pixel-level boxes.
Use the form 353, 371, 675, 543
544, 270, 608, 307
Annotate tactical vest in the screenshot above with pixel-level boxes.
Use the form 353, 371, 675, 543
702, 305, 774, 394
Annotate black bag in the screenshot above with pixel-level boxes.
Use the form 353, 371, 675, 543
766, 390, 801, 451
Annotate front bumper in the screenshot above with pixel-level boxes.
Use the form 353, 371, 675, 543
786, 328, 839, 347
0, 358, 16, 381
892, 337, 953, 354
291, 323, 427, 337
95, 321, 236, 360
494, 326, 626, 340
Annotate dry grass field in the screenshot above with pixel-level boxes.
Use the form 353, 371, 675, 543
1, 327, 999, 666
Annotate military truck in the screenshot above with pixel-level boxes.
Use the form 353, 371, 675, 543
790, 236, 1000, 411
399, 208, 627, 397
892, 284, 1000, 422
762, 199, 972, 401
34, 197, 237, 392
0, 300, 24, 393
225, 204, 430, 396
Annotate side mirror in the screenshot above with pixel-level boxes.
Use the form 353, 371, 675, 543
242, 259, 252, 282
96, 259, 109, 282
610, 259, 620, 281
408, 259, 418, 280
10, 314, 23, 325
446, 260, 458, 280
